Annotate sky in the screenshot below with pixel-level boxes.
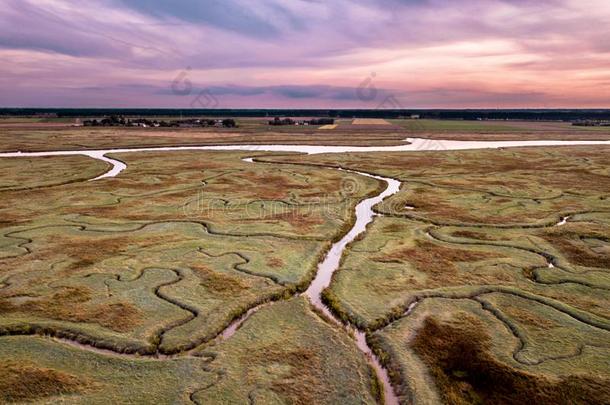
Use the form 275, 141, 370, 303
1, 0, 609, 108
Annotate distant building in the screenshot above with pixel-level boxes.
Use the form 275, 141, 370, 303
83, 116, 238, 128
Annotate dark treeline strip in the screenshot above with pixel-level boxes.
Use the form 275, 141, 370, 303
2, 108, 610, 121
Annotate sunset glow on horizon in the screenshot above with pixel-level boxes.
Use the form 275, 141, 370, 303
1, 0, 609, 108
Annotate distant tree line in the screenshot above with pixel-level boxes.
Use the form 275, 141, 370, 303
4, 108, 610, 121
268, 117, 334, 126
572, 120, 610, 127
83, 116, 237, 128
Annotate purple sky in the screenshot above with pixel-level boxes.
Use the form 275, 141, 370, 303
1, 0, 609, 108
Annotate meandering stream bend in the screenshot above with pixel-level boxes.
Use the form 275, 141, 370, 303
3, 137, 610, 405
303, 169, 401, 404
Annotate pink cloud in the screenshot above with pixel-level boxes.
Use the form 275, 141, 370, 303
0, 0, 609, 107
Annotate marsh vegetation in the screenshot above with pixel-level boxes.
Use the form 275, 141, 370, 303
0, 134, 608, 404
262, 145, 610, 403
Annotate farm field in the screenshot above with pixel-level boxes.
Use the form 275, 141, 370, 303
389, 118, 610, 133
2, 118, 610, 153
0, 131, 609, 404
352, 119, 392, 125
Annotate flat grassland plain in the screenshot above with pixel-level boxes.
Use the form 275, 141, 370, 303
1, 117, 610, 152
0, 119, 609, 404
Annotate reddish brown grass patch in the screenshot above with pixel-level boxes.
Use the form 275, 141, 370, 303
540, 229, 610, 269
266, 257, 284, 268
0, 360, 96, 402
267, 211, 324, 232
451, 230, 496, 241
405, 190, 517, 224
190, 265, 248, 295
382, 223, 410, 233
374, 241, 503, 287
41, 233, 188, 272
411, 314, 610, 404
502, 306, 559, 329
0, 286, 142, 332
247, 346, 324, 405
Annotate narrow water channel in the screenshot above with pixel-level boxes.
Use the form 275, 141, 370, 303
215, 164, 402, 404
303, 169, 401, 405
